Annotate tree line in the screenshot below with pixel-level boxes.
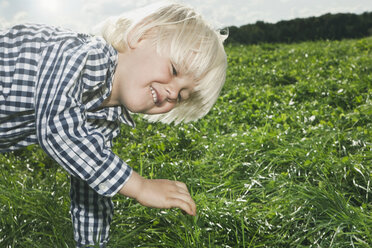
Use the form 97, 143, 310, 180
226, 12, 372, 44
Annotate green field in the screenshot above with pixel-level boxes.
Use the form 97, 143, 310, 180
1, 37, 371, 247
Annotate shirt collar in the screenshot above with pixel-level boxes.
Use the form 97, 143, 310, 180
87, 105, 135, 128
86, 41, 136, 127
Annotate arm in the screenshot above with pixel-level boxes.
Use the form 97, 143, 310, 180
119, 171, 196, 216
35, 38, 131, 197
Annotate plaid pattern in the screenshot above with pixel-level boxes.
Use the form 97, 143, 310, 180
70, 176, 114, 247
0, 24, 135, 247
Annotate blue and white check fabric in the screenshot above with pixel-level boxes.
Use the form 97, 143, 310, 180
0, 24, 135, 247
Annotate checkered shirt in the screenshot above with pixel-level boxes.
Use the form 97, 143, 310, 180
0, 24, 135, 197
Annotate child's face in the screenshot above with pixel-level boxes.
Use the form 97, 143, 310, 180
112, 38, 196, 115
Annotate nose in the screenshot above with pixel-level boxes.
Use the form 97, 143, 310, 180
166, 84, 180, 102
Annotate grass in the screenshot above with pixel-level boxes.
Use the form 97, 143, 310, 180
1, 37, 371, 247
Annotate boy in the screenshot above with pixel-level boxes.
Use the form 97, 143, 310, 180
0, 2, 227, 247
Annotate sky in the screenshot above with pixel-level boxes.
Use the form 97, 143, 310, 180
1, 0, 372, 32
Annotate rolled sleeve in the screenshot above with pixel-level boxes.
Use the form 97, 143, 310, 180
34, 37, 131, 197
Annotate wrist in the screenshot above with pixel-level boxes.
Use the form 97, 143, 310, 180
118, 171, 144, 199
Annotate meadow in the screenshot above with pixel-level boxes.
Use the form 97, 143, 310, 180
1, 37, 371, 247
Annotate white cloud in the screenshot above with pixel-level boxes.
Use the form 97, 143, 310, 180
1, 0, 372, 31
78, 0, 159, 32
0, 11, 28, 29
0, 0, 9, 8
82, 0, 152, 17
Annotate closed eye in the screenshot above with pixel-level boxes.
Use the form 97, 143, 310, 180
172, 63, 178, 76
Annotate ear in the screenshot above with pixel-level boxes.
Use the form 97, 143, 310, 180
127, 30, 141, 49
127, 21, 147, 49
127, 24, 158, 49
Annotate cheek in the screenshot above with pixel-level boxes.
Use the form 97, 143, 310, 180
118, 86, 143, 111
162, 104, 176, 114
148, 102, 176, 114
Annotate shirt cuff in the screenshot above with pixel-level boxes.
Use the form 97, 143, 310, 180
87, 153, 133, 197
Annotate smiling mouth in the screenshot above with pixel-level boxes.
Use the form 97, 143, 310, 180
150, 86, 158, 104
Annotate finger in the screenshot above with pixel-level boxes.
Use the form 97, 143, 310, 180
168, 197, 196, 216
175, 191, 197, 215
162, 180, 188, 194
175, 181, 188, 191
175, 187, 191, 196
173, 193, 196, 216
168, 186, 193, 201
172, 184, 197, 215
174, 182, 193, 196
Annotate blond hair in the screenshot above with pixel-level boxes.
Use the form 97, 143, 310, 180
95, 1, 227, 124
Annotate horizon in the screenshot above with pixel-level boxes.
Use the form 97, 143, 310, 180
226, 11, 372, 28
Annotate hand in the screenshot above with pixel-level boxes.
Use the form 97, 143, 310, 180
118, 171, 196, 216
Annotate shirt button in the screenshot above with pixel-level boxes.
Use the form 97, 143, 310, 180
99, 183, 108, 191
